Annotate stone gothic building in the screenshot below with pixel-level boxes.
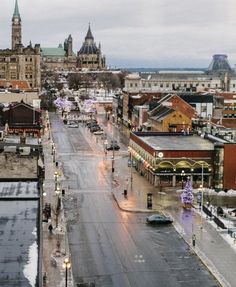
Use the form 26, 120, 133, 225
42, 25, 106, 71
0, 0, 41, 90
41, 35, 77, 71
77, 24, 106, 70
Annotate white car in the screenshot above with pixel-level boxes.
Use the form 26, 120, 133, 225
93, 130, 104, 135
68, 124, 78, 128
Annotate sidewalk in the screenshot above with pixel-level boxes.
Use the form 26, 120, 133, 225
112, 168, 236, 287
42, 115, 74, 287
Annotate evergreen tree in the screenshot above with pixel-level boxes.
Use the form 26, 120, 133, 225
181, 179, 194, 206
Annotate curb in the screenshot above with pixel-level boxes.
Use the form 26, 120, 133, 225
169, 217, 230, 287
111, 192, 157, 213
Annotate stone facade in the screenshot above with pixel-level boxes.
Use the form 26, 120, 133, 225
0, 45, 41, 89
0, 0, 41, 90
77, 25, 106, 71
41, 36, 77, 71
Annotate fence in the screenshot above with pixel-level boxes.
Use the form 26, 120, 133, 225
203, 205, 227, 229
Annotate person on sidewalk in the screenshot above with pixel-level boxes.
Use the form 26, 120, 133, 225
48, 224, 53, 235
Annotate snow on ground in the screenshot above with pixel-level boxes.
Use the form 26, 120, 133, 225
195, 208, 236, 253
23, 228, 38, 287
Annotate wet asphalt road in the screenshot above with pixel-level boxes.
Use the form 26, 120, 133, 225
50, 113, 220, 287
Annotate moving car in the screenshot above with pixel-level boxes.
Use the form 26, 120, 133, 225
106, 144, 120, 151
68, 124, 79, 128
146, 214, 173, 224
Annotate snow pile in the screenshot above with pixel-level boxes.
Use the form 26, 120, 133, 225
23, 228, 38, 287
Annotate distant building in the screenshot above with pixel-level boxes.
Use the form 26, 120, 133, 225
41, 25, 107, 72
124, 55, 236, 94
129, 132, 236, 191
41, 36, 77, 71
77, 24, 106, 71
0, 0, 41, 90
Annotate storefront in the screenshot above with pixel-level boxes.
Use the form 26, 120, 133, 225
129, 132, 214, 189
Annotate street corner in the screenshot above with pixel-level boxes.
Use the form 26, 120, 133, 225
111, 190, 157, 213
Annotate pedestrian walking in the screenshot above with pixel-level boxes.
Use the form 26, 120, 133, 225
48, 224, 53, 234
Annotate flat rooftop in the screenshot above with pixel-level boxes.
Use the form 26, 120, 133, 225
137, 134, 214, 151
0, 181, 38, 198
0, 182, 39, 286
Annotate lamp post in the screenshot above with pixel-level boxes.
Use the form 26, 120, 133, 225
63, 258, 71, 287
54, 171, 59, 190
112, 145, 115, 173
55, 186, 60, 228
181, 170, 185, 189
130, 152, 133, 188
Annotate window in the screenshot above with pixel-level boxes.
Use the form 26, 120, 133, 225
130, 83, 133, 87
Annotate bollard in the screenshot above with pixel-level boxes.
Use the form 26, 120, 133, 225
192, 234, 196, 247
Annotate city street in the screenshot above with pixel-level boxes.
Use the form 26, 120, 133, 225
50, 112, 220, 287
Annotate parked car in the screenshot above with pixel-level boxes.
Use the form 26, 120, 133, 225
228, 208, 236, 217
90, 126, 101, 132
93, 130, 104, 135
146, 214, 173, 224
106, 144, 120, 151
87, 120, 97, 128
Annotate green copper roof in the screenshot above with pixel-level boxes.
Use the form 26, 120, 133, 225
13, 0, 20, 17
41, 48, 66, 57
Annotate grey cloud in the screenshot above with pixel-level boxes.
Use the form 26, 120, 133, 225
0, 0, 236, 68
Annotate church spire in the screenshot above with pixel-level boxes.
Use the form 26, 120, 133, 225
85, 23, 94, 40
13, 0, 21, 19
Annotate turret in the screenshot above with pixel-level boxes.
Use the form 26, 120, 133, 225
67, 34, 73, 57
12, 0, 22, 49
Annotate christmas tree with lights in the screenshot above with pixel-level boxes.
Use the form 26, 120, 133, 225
181, 178, 194, 208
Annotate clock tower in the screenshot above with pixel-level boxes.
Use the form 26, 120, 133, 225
12, 0, 22, 49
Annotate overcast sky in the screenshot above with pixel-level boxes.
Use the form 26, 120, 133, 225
1, 0, 236, 68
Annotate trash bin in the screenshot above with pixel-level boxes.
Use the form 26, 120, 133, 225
147, 193, 153, 209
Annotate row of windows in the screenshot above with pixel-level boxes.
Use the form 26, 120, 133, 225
0, 58, 17, 63
0, 57, 34, 63
224, 106, 236, 110
223, 114, 236, 118
129, 82, 220, 89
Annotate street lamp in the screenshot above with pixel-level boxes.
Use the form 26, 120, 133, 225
54, 171, 59, 190
111, 148, 115, 173
181, 170, 185, 189
55, 186, 61, 228
63, 258, 71, 287
130, 152, 133, 188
